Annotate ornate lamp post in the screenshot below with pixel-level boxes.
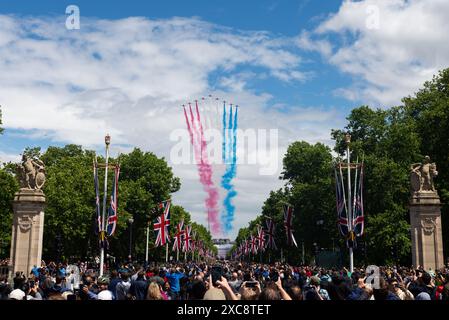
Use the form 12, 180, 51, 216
128, 217, 134, 262
99, 134, 111, 277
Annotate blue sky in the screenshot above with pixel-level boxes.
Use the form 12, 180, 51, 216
1, 0, 448, 239
0, 0, 341, 33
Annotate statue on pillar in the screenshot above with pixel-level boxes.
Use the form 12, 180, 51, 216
409, 156, 444, 271
10, 155, 46, 276
410, 156, 438, 193
17, 155, 46, 190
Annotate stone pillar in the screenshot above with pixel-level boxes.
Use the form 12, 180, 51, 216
409, 191, 444, 271
10, 189, 46, 275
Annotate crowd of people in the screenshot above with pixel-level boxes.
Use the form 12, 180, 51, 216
1, 259, 449, 300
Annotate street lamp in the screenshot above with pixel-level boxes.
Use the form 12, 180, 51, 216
105, 134, 111, 146
128, 217, 134, 262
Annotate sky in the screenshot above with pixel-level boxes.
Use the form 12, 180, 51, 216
1, 0, 449, 240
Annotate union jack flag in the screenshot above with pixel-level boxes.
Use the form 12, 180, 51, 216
250, 235, 258, 254
93, 159, 101, 235
257, 226, 266, 252
265, 219, 277, 250
172, 220, 184, 252
183, 225, 192, 252
197, 240, 204, 256
244, 239, 250, 256
191, 231, 197, 252
153, 200, 171, 247
107, 165, 120, 236
353, 164, 365, 237
284, 204, 297, 247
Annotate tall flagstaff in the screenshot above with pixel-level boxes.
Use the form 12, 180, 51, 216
99, 134, 111, 277
345, 133, 354, 273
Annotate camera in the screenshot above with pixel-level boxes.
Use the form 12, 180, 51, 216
66, 294, 77, 301
245, 281, 258, 288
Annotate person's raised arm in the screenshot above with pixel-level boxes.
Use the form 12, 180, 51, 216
217, 276, 238, 301
275, 278, 292, 301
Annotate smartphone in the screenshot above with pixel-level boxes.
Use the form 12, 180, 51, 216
67, 294, 77, 301
245, 281, 258, 288
211, 266, 223, 285
270, 271, 279, 282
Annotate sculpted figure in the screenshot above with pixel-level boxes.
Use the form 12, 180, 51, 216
18, 154, 46, 190
410, 156, 438, 192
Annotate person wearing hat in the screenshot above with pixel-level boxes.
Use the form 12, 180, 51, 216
9, 288, 26, 300
80, 276, 112, 300
304, 276, 329, 300
97, 276, 115, 300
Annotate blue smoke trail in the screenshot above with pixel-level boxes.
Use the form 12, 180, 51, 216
221, 104, 238, 233
222, 103, 226, 164
227, 106, 233, 163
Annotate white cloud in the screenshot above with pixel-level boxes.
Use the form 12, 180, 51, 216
0, 151, 20, 164
304, 0, 449, 106
0, 14, 340, 239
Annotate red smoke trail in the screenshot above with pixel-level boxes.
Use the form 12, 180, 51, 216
183, 103, 221, 235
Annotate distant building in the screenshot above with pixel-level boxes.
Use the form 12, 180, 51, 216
213, 239, 234, 259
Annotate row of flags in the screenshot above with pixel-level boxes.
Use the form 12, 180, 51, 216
152, 200, 213, 256
233, 170, 366, 258
93, 161, 212, 257
233, 204, 296, 259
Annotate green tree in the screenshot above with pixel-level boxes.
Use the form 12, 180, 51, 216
282, 142, 337, 264
40, 145, 98, 260
113, 148, 181, 260
0, 167, 18, 258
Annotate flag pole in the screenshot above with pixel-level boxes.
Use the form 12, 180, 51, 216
145, 223, 149, 265
302, 241, 305, 265
345, 133, 354, 273
165, 243, 169, 263
99, 134, 111, 277
177, 248, 179, 262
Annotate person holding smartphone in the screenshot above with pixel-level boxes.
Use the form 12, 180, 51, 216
26, 280, 43, 300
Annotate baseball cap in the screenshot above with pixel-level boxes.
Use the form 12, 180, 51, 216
416, 292, 431, 300
9, 289, 26, 300
98, 290, 114, 300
